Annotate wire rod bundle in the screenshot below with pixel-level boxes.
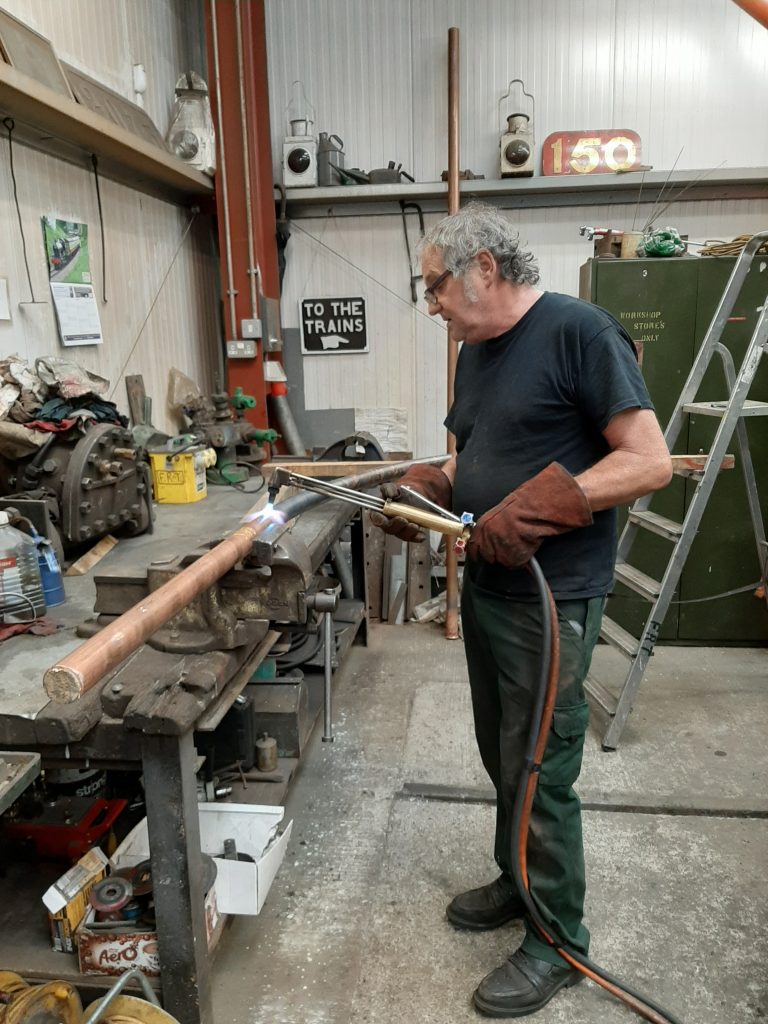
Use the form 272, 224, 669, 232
700, 234, 768, 257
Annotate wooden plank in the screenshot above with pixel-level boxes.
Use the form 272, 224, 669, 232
125, 374, 147, 427
406, 540, 432, 620
195, 631, 280, 731
65, 535, 117, 576
262, 459, 405, 480
671, 453, 735, 476
0, 63, 212, 202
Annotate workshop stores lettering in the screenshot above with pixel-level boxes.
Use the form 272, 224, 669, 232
300, 297, 368, 354
618, 309, 666, 343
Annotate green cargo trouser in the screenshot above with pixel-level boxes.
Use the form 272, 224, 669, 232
461, 573, 605, 966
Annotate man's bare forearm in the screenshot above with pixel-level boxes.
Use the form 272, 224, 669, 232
575, 448, 672, 512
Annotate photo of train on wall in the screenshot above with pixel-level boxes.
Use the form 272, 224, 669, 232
41, 218, 91, 284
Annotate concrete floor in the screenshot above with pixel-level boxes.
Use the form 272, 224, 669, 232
212, 624, 768, 1024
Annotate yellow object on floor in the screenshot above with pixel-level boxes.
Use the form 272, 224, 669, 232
149, 447, 216, 504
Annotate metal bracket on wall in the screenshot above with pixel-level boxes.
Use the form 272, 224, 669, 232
400, 201, 425, 303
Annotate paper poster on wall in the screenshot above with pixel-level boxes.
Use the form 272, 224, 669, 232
41, 217, 103, 346
300, 297, 367, 354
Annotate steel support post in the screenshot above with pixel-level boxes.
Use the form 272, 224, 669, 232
349, 513, 369, 644
205, 0, 279, 428
142, 731, 213, 1024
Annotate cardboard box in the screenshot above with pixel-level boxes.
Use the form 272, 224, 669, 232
196, 802, 292, 915
42, 846, 110, 952
76, 803, 292, 976
111, 803, 291, 915
76, 887, 221, 977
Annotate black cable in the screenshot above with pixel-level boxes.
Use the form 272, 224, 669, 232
511, 557, 684, 1024
220, 463, 266, 494
276, 631, 323, 669
91, 154, 107, 303
3, 118, 37, 303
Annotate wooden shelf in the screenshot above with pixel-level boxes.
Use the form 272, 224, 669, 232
0, 62, 213, 204
282, 166, 768, 218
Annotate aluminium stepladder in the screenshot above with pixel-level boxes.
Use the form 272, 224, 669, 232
586, 230, 768, 750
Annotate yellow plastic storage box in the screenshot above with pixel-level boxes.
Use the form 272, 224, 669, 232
149, 447, 216, 504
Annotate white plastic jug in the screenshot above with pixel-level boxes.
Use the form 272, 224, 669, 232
0, 511, 47, 623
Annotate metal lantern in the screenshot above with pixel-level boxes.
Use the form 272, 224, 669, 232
499, 79, 535, 178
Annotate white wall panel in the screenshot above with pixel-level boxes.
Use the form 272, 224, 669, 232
0, 1, 219, 433
268, 1, 768, 457
266, 0, 414, 178
0, 144, 220, 434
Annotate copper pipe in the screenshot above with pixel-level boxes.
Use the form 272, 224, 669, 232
44, 458, 446, 703
447, 28, 460, 215
445, 27, 461, 640
44, 519, 271, 704
731, 0, 768, 28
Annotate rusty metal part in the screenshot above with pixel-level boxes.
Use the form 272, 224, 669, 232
445, 27, 461, 641
100, 646, 256, 735
7, 423, 152, 551
43, 458, 445, 703
185, 392, 267, 480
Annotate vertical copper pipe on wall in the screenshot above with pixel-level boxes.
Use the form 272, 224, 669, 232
731, 0, 768, 29
445, 27, 461, 640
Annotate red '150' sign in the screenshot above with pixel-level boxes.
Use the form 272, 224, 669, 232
541, 130, 642, 175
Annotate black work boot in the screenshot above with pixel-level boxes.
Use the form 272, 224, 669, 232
473, 948, 584, 1017
446, 874, 524, 931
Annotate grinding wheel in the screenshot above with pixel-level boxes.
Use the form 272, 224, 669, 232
201, 853, 217, 896
113, 860, 152, 897
90, 876, 134, 914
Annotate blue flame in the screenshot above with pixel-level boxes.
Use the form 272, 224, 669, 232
241, 501, 286, 526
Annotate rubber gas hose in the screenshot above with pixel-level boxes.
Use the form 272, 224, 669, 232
516, 558, 684, 1024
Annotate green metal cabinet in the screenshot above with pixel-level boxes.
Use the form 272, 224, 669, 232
580, 256, 768, 644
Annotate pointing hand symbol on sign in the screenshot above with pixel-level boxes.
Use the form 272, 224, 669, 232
319, 334, 351, 350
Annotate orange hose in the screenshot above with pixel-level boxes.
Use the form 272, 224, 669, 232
517, 583, 675, 1024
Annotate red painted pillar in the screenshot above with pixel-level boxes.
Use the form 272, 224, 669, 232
205, 0, 279, 429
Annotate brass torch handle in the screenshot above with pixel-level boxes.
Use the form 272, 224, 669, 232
383, 500, 470, 540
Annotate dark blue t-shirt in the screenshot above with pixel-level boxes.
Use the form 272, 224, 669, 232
445, 291, 654, 600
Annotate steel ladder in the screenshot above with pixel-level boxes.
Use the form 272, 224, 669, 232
586, 230, 768, 750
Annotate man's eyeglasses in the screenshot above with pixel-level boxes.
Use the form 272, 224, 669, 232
423, 269, 452, 305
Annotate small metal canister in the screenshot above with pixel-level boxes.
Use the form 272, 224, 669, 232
255, 732, 278, 772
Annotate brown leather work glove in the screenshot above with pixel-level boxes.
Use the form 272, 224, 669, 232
369, 464, 452, 544
467, 462, 592, 569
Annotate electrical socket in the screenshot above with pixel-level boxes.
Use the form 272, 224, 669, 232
226, 339, 257, 359
241, 318, 262, 339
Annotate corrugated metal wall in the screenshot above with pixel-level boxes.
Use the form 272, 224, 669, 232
0, 0, 218, 434
266, 0, 768, 457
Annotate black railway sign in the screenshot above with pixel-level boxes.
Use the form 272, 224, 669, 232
300, 297, 368, 354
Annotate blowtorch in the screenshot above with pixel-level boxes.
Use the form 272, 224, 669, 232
264, 469, 474, 551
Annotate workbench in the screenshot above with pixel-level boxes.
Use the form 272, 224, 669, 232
0, 487, 365, 1024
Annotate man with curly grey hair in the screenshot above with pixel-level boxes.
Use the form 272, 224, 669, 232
371, 202, 671, 1017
